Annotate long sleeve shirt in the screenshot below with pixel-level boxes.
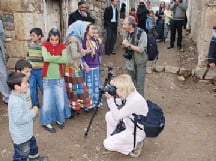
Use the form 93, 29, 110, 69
82, 39, 104, 68
26, 41, 43, 69
106, 90, 148, 125
8, 92, 36, 144
42, 46, 67, 79
171, 1, 187, 20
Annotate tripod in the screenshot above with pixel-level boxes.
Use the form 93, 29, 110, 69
84, 66, 113, 137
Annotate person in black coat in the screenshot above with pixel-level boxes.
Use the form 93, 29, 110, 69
208, 26, 216, 68
136, 1, 148, 32
104, 0, 119, 55
68, 1, 95, 26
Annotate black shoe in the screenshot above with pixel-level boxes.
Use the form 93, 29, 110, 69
111, 52, 116, 55
43, 125, 56, 133
167, 46, 174, 49
29, 155, 48, 161
56, 122, 64, 129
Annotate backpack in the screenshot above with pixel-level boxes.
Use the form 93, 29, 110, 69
137, 30, 159, 61
132, 100, 165, 137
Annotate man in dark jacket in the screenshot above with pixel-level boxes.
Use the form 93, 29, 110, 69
168, 0, 187, 50
208, 26, 216, 68
104, 0, 119, 56
68, 1, 95, 26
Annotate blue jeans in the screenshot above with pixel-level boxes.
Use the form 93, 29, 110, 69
29, 69, 43, 107
40, 78, 71, 125
13, 136, 38, 161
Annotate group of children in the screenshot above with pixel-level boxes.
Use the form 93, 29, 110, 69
7, 22, 104, 160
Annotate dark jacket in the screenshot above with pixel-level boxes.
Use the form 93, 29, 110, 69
208, 35, 216, 64
136, 4, 148, 30
68, 10, 95, 26
104, 5, 118, 27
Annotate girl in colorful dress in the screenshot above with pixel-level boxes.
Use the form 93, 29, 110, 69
64, 21, 91, 113
40, 28, 71, 133
82, 24, 104, 108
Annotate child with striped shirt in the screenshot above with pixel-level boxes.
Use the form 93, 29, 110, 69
27, 28, 44, 108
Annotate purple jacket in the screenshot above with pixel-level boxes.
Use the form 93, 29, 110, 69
82, 39, 104, 68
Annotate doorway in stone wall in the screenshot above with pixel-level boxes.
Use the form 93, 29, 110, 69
42, 0, 68, 40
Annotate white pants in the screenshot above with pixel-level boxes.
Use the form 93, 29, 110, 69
103, 111, 145, 155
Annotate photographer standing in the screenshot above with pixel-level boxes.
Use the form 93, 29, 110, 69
122, 16, 148, 97
103, 74, 148, 157
167, 0, 187, 50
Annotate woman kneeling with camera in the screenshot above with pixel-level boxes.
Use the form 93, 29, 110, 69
103, 74, 148, 157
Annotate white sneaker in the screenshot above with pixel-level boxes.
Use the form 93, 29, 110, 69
129, 141, 144, 158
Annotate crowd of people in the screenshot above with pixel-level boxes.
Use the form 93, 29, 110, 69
0, 0, 216, 160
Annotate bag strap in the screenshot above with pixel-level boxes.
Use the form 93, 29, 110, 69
130, 114, 144, 149
133, 120, 137, 149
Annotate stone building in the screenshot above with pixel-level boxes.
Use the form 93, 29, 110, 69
188, 0, 216, 79
0, 0, 216, 79
0, 0, 107, 68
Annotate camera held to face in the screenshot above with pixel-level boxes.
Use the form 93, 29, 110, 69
100, 85, 117, 96
123, 49, 134, 60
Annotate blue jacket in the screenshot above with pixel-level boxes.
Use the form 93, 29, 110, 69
8, 92, 36, 144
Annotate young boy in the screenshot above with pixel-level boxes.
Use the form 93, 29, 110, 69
146, 11, 158, 38
26, 28, 44, 108
7, 72, 48, 161
15, 59, 33, 108
129, 8, 139, 24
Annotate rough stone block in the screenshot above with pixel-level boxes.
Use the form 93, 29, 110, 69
1, 0, 42, 12
7, 57, 22, 69
5, 40, 28, 58
5, 30, 15, 39
2, 22, 14, 30
177, 76, 186, 81
14, 13, 44, 40
146, 67, 153, 74
178, 68, 192, 78
165, 66, 179, 74
154, 65, 165, 72
198, 80, 211, 84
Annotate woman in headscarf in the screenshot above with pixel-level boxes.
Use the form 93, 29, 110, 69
64, 20, 92, 114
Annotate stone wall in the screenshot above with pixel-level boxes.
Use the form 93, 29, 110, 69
189, 0, 216, 79
0, 0, 44, 68
0, 0, 107, 69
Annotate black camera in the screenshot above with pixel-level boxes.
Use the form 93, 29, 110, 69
100, 85, 117, 96
123, 49, 134, 60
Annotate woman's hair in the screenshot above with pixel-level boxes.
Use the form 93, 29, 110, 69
110, 74, 135, 99
84, 23, 94, 40
47, 28, 61, 41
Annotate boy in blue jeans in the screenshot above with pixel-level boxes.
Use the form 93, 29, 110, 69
27, 28, 44, 108
7, 72, 48, 161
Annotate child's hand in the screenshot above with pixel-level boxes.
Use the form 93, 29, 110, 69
85, 65, 91, 73
32, 106, 39, 114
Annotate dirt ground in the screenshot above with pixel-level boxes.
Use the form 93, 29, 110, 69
1, 36, 216, 161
